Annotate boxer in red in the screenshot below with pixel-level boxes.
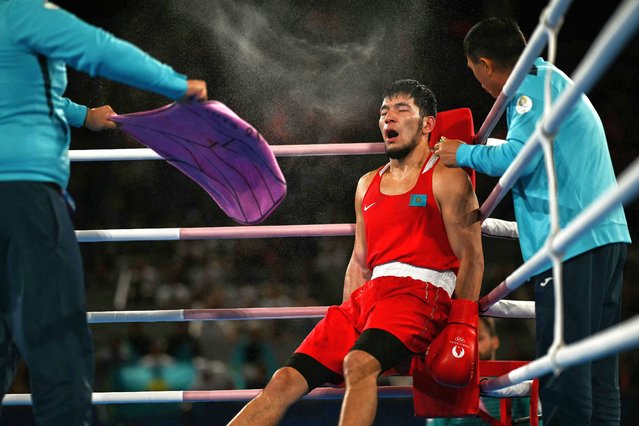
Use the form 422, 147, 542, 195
227, 80, 484, 426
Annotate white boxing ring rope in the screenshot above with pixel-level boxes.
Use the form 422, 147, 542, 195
477, 0, 639, 393
76, 219, 517, 243
2, 386, 415, 406
480, 157, 639, 310
2, 383, 535, 406
87, 306, 328, 323
69, 142, 385, 162
4, 0, 638, 414
477, 0, 639, 319
482, 315, 639, 393
84, 300, 535, 324
68, 139, 510, 161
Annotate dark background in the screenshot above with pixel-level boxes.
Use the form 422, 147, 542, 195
5, 1, 639, 425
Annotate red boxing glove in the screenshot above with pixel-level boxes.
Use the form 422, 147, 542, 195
426, 299, 478, 387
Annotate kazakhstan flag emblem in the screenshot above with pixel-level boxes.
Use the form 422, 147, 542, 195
409, 194, 428, 207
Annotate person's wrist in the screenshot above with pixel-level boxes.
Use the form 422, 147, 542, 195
82, 109, 92, 127
456, 143, 470, 166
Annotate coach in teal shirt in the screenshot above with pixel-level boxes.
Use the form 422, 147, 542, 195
456, 58, 630, 260
0, 1, 206, 424
454, 56, 629, 263
0, 0, 201, 189
435, 17, 630, 426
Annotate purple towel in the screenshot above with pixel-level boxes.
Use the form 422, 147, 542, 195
111, 100, 286, 225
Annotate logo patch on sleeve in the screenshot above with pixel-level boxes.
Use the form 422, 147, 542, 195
409, 194, 428, 207
515, 95, 533, 114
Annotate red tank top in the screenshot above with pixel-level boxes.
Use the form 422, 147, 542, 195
362, 154, 460, 274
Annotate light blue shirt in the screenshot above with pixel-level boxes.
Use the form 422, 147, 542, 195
0, 0, 188, 188
457, 58, 630, 266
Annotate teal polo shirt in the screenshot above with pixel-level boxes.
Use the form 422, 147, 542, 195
457, 58, 630, 266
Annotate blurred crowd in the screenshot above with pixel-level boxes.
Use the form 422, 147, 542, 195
5, 226, 638, 425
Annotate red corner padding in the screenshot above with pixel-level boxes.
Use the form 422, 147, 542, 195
429, 108, 476, 188
411, 340, 480, 418
413, 359, 539, 425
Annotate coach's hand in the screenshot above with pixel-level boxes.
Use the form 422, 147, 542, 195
433, 137, 463, 168
84, 105, 117, 131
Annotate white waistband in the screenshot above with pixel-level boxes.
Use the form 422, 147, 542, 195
370, 262, 456, 297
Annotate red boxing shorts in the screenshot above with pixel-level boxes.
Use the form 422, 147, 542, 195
294, 276, 451, 376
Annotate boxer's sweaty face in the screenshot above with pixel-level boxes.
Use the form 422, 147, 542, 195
379, 95, 423, 159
